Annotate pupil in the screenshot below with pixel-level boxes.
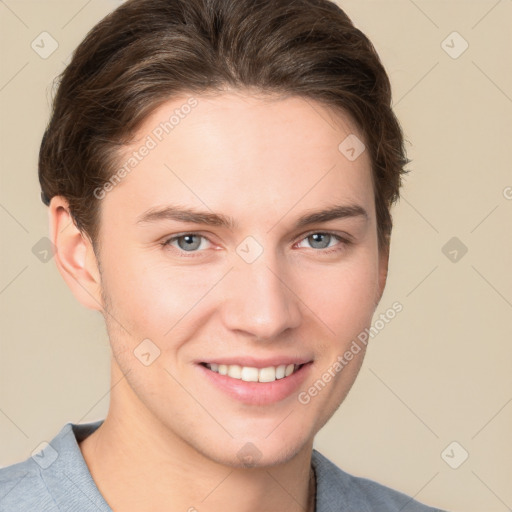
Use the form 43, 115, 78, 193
179, 235, 200, 251
310, 233, 329, 249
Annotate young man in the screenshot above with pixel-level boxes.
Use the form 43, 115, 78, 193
0, 0, 447, 510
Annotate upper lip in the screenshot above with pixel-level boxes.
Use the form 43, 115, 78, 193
197, 356, 313, 369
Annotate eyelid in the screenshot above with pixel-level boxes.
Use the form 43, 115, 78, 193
162, 232, 215, 249
160, 231, 215, 256
294, 229, 354, 244
293, 231, 353, 254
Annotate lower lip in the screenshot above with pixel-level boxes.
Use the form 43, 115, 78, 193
197, 362, 313, 405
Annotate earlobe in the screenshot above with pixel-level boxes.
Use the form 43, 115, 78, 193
48, 196, 103, 311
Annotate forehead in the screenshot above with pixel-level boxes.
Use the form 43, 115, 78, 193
104, 90, 374, 227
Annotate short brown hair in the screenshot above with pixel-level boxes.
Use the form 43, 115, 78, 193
39, 0, 408, 252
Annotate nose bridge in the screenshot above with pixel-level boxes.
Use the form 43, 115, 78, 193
221, 247, 302, 340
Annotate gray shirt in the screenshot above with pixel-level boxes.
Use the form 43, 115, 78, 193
0, 420, 446, 511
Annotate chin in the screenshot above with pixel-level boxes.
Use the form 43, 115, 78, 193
198, 429, 313, 469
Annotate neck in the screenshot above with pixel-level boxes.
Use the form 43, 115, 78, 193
79, 360, 316, 512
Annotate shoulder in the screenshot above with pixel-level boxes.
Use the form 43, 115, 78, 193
311, 449, 448, 512
0, 458, 58, 511
0, 420, 106, 512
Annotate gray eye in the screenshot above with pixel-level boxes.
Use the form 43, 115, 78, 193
177, 234, 203, 251
307, 233, 332, 249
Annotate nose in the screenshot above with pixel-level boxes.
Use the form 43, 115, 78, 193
221, 253, 302, 341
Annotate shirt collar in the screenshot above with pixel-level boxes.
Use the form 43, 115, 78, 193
40, 420, 111, 511
42, 420, 344, 512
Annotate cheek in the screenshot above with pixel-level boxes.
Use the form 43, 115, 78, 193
99, 247, 173, 337
102, 248, 220, 342
299, 254, 379, 339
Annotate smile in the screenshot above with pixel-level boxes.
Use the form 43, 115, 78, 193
197, 360, 313, 405
201, 362, 303, 383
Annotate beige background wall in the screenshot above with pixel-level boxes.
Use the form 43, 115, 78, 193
1, 1, 511, 511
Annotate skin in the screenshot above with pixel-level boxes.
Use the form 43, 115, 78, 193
49, 89, 389, 512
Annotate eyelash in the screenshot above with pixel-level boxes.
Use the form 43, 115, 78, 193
160, 231, 352, 258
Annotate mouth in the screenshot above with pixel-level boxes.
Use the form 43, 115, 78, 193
200, 362, 305, 383
197, 360, 313, 405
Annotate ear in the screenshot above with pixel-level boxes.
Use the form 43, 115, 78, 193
374, 242, 390, 309
48, 196, 104, 311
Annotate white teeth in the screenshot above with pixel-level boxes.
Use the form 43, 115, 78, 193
227, 364, 242, 379
241, 366, 259, 382
205, 362, 302, 382
275, 364, 286, 379
258, 367, 276, 382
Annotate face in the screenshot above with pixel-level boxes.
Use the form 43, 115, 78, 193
92, 90, 387, 467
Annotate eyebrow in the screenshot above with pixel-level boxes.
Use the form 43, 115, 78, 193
136, 203, 369, 230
